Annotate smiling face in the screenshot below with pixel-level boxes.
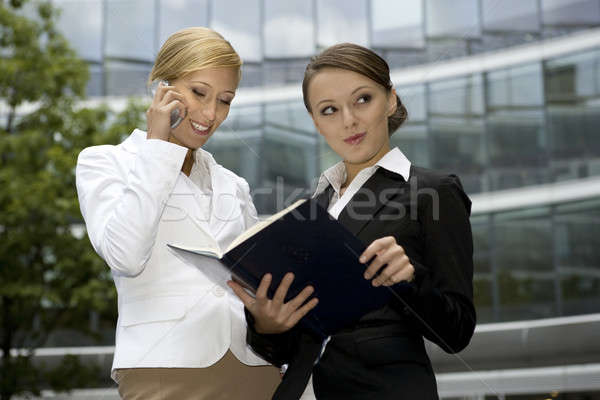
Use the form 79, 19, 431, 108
168, 67, 239, 149
307, 67, 397, 166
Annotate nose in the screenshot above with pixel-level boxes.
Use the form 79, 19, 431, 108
201, 98, 217, 122
341, 106, 357, 129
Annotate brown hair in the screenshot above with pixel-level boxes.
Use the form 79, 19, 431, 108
302, 43, 407, 136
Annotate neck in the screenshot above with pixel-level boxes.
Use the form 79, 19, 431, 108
343, 142, 391, 188
181, 149, 194, 176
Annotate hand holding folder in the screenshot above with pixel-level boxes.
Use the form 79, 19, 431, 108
168, 198, 392, 338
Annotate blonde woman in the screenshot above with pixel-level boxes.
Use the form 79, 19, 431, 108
76, 27, 281, 399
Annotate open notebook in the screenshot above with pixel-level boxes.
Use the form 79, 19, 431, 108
168, 198, 391, 338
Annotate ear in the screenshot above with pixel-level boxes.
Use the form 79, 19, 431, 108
387, 88, 398, 117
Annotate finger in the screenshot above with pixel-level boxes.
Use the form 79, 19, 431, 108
364, 245, 404, 280
286, 298, 319, 329
226, 281, 255, 307
159, 89, 186, 107
151, 83, 175, 105
372, 262, 402, 287
287, 285, 315, 310
381, 262, 415, 287
359, 236, 395, 264
255, 273, 272, 300
273, 273, 294, 304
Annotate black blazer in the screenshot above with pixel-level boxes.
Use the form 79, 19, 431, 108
245, 165, 476, 400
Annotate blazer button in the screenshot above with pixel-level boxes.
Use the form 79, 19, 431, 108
213, 286, 226, 297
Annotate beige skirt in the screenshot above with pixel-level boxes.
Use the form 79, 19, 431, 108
114, 350, 281, 400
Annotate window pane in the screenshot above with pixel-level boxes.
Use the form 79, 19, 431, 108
494, 208, 557, 321
545, 50, 600, 179
86, 64, 104, 97
204, 128, 263, 190
264, 0, 314, 57
104, 60, 152, 96
371, 0, 424, 48
106, 0, 155, 61
265, 101, 315, 133
487, 64, 544, 108
211, 0, 261, 62
425, 0, 481, 38
54, 0, 103, 62
428, 75, 486, 192
158, 0, 209, 48
545, 50, 600, 103
482, 0, 540, 32
317, 0, 368, 47
542, 0, 600, 25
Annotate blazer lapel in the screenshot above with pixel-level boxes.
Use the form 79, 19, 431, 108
337, 168, 408, 237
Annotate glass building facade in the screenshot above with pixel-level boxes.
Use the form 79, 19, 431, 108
12, 1, 600, 398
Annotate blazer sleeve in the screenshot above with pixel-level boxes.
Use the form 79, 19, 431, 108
393, 174, 476, 354
75, 139, 188, 277
244, 307, 301, 368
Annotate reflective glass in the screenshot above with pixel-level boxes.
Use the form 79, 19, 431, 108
265, 101, 315, 134
204, 128, 263, 189
428, 75, 485, 193
317, 0, 368, 47
394, 84, 429, 166
104, 60, 152, 96
494, 208, 557, 320
542, 0, 600, 25
425, 0, 481, 38
494, 208, 553, 273
105, 0, 155, 61
487, 64, 544, 108
86, 64, 104, 97
473, 277, 494, 323
264, 0, 314, 57
371, 0, 424, 48
54, 0, 103, 62
211, 0, 261, 62
555, 200, 600, 314
545, 50, 600, 102
545, 50, 600, 176
482, 0, 540, 32
158, 0, 209, 48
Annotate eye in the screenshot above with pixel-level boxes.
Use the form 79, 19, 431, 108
219, 98, 232, 106
192, 89, 205, 97
356, 94, 371, 104
320, 105, 336, 116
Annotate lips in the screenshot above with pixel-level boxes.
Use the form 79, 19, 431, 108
190, 119, 211, 136
344, 132, 366, 145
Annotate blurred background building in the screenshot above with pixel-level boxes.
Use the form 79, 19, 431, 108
13, 0, 600, 399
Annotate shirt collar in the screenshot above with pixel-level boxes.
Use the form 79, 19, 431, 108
314, 147, 412, 196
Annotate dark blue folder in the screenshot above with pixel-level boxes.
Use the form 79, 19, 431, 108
221, 198, 392, 338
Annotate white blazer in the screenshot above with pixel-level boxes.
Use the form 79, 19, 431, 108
76, 129, 269, 379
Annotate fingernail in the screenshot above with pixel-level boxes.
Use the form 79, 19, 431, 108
359, 256, 366, 263
372, 280, 379, 287
364, 273, 370, 279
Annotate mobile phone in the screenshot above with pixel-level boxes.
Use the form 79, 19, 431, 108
149, 80, 187, 129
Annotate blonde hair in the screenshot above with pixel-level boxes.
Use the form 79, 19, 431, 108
148, 27, 242, 85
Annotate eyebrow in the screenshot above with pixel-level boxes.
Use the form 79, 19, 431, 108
315, 85, 373, 107
189, 80, 236, 95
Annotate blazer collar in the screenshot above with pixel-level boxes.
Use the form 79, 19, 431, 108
314, 147, 411, 199
119, 129, 146, 154
337, 166, 410, 238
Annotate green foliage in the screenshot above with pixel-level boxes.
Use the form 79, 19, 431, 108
0, 1, 145, 398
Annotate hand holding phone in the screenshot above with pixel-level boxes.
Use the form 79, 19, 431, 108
148, 80, 188, 136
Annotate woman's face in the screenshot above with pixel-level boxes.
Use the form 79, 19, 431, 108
307, 67, 396, 165
169, 67, 239, 149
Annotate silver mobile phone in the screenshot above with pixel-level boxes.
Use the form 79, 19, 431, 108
149, 80, 187, 129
